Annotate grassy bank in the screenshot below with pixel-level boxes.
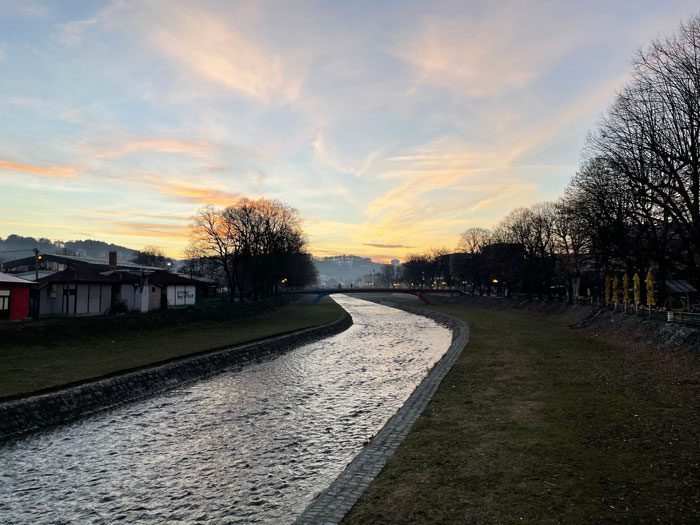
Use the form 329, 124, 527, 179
344, 303, 699, 523
0, 297, 343, 400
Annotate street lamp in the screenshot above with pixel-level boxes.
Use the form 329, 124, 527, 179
33, 248, 42, 281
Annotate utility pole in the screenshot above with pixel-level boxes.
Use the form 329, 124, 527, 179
33, 248, 40, 281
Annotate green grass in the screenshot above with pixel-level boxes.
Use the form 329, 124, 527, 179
344, 304, 699, 523
0, 298, 343, 399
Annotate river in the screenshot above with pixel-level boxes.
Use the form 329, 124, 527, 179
0, 295, 452, 524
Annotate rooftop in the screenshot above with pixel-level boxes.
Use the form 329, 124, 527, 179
1, 253, 162, 272
0, 272, 34, 285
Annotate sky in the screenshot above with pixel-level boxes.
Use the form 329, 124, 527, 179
0, 1, 698, 261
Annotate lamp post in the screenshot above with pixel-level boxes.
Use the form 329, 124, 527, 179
33, 248, 41, 281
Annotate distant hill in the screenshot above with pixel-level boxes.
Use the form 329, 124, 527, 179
0, 234, 137, 263
313, 255, 384, 285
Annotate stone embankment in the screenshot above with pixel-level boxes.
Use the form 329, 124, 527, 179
295, 302, 469, 524
447, 295, 699, 354
0, 311, 352, 442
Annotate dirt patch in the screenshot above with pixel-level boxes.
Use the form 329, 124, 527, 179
510, 399, 544, 426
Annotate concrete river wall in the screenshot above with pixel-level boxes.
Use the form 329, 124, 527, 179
0, 310, 353, 442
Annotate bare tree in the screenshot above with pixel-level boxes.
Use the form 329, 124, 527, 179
587, 15, 700, 280
191, 205, 239, 302
190, 199, 316, 302
495, 203, 558, 296
553, 197, 587, 300
457, 227, 491, 254
401, 253, 431, 287
377, 264, 400, 287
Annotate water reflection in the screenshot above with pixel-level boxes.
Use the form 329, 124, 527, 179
0, 295, 452, 524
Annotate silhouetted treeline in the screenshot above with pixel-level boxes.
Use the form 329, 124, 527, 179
0, 234, 136, 262
187, 198, 318, 302
131, 245, 173, 269
405, 16, 700, 301
401, 249, 454, 288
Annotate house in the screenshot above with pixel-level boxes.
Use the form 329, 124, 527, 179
148, 271, 197, 308
0, 251, 162, 280
2, 251, 200, 317
34, 266, 139, 316
0, 272, 33, 321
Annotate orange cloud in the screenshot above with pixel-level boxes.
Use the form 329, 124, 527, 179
76, 209, 193, 221
303, 134, 546, 259
107, 172, 246, 207
97, 139, 214, 158
132, 175, 244, 207
0, 160, 78, 179
363, 243, 414, 249
152, 7, 300, 102
111, 221, 189, 240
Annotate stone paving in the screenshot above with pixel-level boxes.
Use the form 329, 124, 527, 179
294, 303, 469, 524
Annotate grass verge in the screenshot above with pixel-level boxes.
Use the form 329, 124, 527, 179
0, 297, 343, 400
344, 303, 699, 523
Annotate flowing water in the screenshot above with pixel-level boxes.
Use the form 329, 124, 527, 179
0, 295, 452, 524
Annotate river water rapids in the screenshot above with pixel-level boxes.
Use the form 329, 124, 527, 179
0, 295, 452, 524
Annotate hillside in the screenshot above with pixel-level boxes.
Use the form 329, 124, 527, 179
313, 255, 384, 285
0, 234, 136, 262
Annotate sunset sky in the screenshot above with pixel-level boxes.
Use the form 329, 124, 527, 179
1, 1, 697, 261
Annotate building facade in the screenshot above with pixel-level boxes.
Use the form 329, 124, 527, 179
2, 252, 200, 317
0, 272, 32, 321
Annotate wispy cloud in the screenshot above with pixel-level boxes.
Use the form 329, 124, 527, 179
110, 221, 188, 239
363, 243, 414, 249
311, 132, 384, 178
55, 0, 127, 45
394, 3, 586, 97
114, 173, 245, 207
76, 209, 192, 221
96, 139, 214, 159
0, 160, 78, 179
151, 6, 301, 102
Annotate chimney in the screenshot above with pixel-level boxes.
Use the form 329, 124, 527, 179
108, 251, 118, 267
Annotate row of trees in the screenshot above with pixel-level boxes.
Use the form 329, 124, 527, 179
398, 15, 699, 302
574, 16, 700, 282
185, 198, 318, 302
399, 204, 574, 298
400, 249, 454, 288
131, 245, 173, 268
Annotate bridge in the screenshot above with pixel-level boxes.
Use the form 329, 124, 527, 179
282, 287, 465, 305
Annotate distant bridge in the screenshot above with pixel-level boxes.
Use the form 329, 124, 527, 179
282, 287, 465, 305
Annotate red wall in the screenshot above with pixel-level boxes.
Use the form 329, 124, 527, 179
0, 285, 30, 321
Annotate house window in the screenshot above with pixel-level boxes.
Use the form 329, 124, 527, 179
0, 290, 10, 320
